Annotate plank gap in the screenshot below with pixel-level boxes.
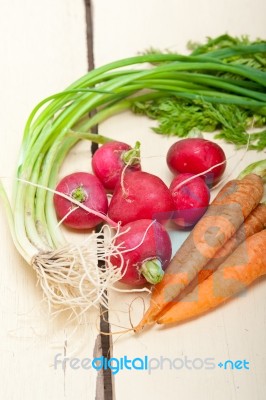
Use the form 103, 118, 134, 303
84, 1, 114, 399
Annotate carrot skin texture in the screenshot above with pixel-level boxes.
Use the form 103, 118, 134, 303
157, 230, 266, 325
177, 203, 266, 300
134, 174, 264, 332
200, 202, 266, 279
156, 203, 266, 316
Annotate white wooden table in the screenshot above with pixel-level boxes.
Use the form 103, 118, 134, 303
0, 1, 265, 399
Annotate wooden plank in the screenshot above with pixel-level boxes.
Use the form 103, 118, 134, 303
0, 1, 100, 399
92, 1, 266, 399
84, 2, 114, 398
1, 0, 266, 399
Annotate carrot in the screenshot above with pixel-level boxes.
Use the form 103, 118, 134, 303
156, 202, 266, 320
134, 173, 264, 332
182, 202, 266, 294
157, 229, 266, 325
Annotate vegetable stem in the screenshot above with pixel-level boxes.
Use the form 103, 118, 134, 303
2, 35, 265, 312
141, 259, 164, 284
238, 159, 266, 182
122, 141, 141, 165
68, 129, 113, 144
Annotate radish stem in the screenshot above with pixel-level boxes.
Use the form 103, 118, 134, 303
237, 159, 266, 182
141, 259, 164, 284
122, 141, 141, 165
1, 43, 265, 314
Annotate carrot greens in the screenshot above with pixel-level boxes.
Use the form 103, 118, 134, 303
0, 34, 266, 313
133, 35, 266, 150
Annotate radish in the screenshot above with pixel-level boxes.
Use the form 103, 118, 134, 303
170, 172, 210, 228
91, 141, 141, 191
108, 171, 174, 225
54, 172, 108, 229
110, 219, 172, 286
166, 138, 226, 186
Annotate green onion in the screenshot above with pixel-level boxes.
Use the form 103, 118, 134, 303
0, 40, 265, 313
237, 159, 266, 182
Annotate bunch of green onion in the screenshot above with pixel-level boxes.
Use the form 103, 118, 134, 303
0, 42, 265, 312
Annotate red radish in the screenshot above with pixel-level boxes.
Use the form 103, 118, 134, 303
91, 141, 141, 191
110, 219, 172, 286
54, 172, 108, 229
108, 171, 174, 225
166, 138, 226, 186
170, 173, 210, 228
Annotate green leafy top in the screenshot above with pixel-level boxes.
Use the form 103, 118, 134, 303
134, 35, 266, 150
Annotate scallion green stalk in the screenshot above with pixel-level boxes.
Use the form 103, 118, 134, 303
0, 42, 265, 312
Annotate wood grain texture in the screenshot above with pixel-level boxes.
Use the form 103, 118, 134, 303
0, 1, 99, 399
92, 1, 266, 399
1, 0, 266, 399
84, 2, 113, 399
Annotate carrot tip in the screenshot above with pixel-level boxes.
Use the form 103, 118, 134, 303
133, 326, 143, 334
134, 316, 156, 333
134, 321, 147, 333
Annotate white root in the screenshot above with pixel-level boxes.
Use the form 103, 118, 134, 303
31, 225, 124, 312
119, 156, 141, 196
18, 178, 118, 227
11, 178, 153, 318
31, 224, 150, 315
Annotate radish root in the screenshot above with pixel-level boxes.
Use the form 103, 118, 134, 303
31, 226, 125, 312
30, 223, 151, 315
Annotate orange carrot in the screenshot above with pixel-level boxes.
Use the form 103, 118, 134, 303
134, 174, 264, 332
157, 202, 266, 319
157, 229, 266, 325
183, 202, 266, 292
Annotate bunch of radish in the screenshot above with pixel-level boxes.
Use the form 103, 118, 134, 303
167, 138, 226, 228
53, 137, 226, 287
